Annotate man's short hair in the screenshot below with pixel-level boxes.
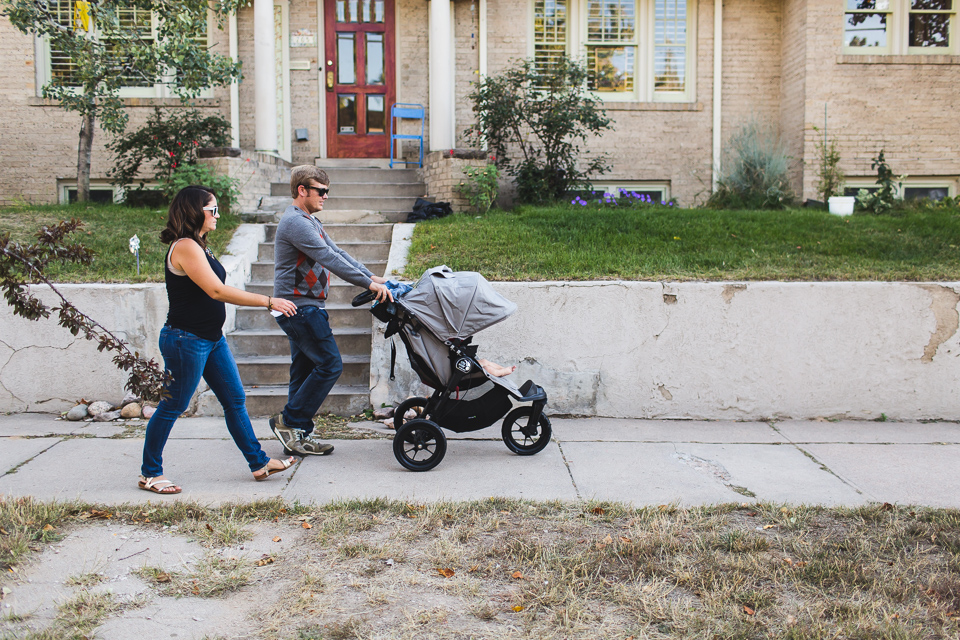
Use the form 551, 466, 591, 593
290, 166, 330, 198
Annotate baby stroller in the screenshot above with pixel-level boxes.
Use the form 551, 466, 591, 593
353, 265, 550, 471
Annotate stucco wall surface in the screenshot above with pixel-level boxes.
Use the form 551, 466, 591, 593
371, 281, 960, 420
0, 224, 264, 413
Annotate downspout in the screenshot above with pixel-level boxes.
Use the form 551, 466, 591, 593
229, 12, 240, 148
479, 0, 487, 79
712, 0, 722, 191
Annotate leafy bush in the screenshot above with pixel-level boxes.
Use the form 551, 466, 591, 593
466, 57, 613, 204
457, 164, 500, 214
159, 164, 240, 215
856, 150, 901, 215
707, 120, 794, 210
813, 127, 844, 204
108, 107, 231, 191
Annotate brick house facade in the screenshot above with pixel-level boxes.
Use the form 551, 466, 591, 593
1, 0, 958, 207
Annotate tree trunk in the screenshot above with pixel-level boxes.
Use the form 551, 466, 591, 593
76, 111, 95, 202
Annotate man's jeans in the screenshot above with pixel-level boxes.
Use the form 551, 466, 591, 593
276, 305, 343, 433
141, 326, 270, 477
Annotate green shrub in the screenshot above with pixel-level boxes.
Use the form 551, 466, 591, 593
813, 126, 844, 204
466, 57, 613, 204
159, 164, 240, 215
457, 164, 500, 214
707, 119, 794, 210
108, 107, 231, 192
856, 150, 901, 215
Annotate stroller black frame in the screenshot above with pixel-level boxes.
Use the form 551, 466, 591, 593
354, 289, 550, 471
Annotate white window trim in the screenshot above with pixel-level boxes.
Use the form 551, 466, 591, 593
36, 10, 215, 99
843, 0, 958, 55
843, 177, 957, 198
528, 0, 697, 103
58, 181, 123, 204
589, 180, 672, 200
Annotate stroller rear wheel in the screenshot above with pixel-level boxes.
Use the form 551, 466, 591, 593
394, 419, 447, 471
501, 407, 552, 455
393, 396, 429, 431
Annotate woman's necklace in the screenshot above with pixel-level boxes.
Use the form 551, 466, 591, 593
204, 246, 215, 260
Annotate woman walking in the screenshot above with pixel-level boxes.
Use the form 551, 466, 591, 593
139, 185, 299, 494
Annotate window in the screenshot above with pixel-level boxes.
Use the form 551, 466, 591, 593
844, 0, 957, 54
39, 1, 211, 98
588, 181, 672, 201
843, 178, 956, 199
532, 0, 695, 102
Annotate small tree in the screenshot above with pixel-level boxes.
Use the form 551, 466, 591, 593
813, 126, 845, 204
466, 57, 613, 204
2, 0, 242, 201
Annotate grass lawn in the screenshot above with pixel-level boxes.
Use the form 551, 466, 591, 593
0, 202, 241, 283
2, 497, 959, 638
407, 205, 960, 281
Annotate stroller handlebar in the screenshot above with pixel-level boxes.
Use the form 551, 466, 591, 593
352, 290, 378, 307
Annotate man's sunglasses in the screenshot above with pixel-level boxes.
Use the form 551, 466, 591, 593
304, 186, 330, 197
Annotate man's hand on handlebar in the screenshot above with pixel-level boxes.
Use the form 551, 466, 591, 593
368, 281, 394, 303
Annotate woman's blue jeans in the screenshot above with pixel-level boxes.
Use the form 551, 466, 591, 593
141, 326, 270, 477
276, 305, 343, 432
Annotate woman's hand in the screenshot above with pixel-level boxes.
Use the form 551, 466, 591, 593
271, 297, 298, 317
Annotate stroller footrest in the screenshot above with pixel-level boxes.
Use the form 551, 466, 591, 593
517, 380, 547, 403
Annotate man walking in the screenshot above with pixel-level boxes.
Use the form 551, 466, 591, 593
270, 166, 392, 456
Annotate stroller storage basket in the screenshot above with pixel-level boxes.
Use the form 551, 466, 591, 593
431, 385, 512, 433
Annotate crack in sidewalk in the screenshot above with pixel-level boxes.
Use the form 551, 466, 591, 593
555, 440, 581, 500
768, 422, 864, 496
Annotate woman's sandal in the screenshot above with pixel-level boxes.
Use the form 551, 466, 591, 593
253, 456, 296, 482
138, 476, 182, 495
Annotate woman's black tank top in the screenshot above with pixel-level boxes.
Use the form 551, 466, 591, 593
164, 241, 227, 342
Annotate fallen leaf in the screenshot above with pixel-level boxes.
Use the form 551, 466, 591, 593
880, 502, 894, 511
156, 572, 171, 583
512, 605, 523, 612
591, 507, 605, 515
301, 522, 312, 529
603, 534, 613, 545
279, 509, 287, 514
786, 614, 797, 625
273, 536, 282, 542
619, 536, 632, 544
0, 529, 6, 536
42, 524, 55, 532
795, 561, 807, 568
468, 565, 479, 573
746, 511, 758, 517
512, 571, 524, 579
783, 558, 794, 566
763, 524, 777, 530
437, 568, 455, 578
206, 523, 214, 532
743, 605, 756, 616
255, 556, 275, 567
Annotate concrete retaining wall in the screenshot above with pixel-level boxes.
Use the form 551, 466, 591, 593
0, 224, 264, 413
371, 281, 960, 421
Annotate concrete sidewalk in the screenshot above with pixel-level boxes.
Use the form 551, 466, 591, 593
2, 413, 958, 507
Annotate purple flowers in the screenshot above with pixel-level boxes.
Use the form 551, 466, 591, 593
570, 196, 588, 206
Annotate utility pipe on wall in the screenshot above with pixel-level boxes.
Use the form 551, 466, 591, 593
429, 0, 455, 150
711, 0, 722, 191
254, 0, 278, 153
229, 12, 240, 148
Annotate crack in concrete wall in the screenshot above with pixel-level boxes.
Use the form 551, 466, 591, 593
918, 285, 960, 363
722, 284, 747, 304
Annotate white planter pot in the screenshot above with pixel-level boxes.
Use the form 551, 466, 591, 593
828, 196, 855, 216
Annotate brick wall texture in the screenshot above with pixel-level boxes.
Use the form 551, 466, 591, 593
422, 150, 490, 211
3, 0, 959, 206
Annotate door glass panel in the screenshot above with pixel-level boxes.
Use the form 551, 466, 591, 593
336, 0, 346, 21
348, 0, 359, 21
367, 95, 385, 133
366, 33, 385, 84
338, 95, 357, 133
362, 0, 372, 22
375, 0, 385, 22
337, 33, 356, 84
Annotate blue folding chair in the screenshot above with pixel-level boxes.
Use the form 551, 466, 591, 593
389, 103, 425, 169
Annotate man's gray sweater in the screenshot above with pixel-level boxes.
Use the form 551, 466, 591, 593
273, 205, 374, 308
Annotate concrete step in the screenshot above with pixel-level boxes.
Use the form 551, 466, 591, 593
251, 260, 386, 281
257, 240, 390, 262
265, 222, 397, 244
227, 327, 371, 357
323, 195, 418, 212
236, 354, 369, 386
239, 211, 279, 223
272, 181, 425, 198
241, 384, 371, 417
236, 304, 371, 331
245, 281, 372, 306
309, 166, 421, 182
258, 196, 291, 212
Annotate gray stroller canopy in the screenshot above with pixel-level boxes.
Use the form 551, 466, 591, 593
401, 265, 517, 340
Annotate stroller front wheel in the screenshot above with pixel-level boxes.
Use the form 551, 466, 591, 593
501, 407, 552, 455
393, 396, 430, 431
393, 419, 447, 471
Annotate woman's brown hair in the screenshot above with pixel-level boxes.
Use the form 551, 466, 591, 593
160, 185, 217, 247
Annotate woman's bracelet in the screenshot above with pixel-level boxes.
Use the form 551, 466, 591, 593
267, 296, 273, 311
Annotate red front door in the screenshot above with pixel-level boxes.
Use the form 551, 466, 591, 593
324, 0, 395, 158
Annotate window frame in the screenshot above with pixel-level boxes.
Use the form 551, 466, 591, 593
843, 177, 957, 199
530, 0, 697, 103
588, 180, 672, 201
843, 0, 957, 55
36, 5, 215, 99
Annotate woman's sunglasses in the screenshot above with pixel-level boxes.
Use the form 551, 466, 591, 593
202, 205, 219, 217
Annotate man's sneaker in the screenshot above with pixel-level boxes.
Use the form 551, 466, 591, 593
298, 434, 334, 456
270, 415, 306, 455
